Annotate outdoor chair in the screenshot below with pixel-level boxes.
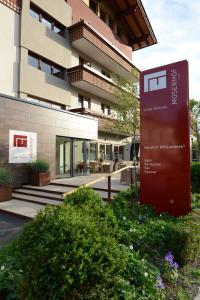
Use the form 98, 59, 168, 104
102, 161, 114, 173
120, 167, 140, 185
89, 161, 100, 173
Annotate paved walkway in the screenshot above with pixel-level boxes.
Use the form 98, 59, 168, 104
194, 288, 200, 300
51, 173, 129, 191
0, 212, 27, 248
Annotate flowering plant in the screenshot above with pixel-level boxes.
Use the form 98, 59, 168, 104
162, 251, 179, 283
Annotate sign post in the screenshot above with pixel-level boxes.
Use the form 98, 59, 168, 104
140, 60, 191, 217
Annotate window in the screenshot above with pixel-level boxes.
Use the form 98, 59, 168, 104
89, 0, 97, 14
41, 60, 52, 74
106, 144, 112, 160
100, 8, 106, 22
101, 103, 111, 115
52, 66, 64, 79
116, 26, 122, 39
28, 52, 65, 80
101, 70, 110, 78
29, 3, 65, 37
90, 143, 97, 161
114, 145, 119, 161
41, 15, 52, 30
79, 56, 91, 67
78, 95, 91, 109
29, 5, 40, 21
108, 17, 114, 30
27, 95, 66, 110
119, 146, 124, 160
28, 53, 39, 69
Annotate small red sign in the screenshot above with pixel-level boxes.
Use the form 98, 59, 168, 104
140, 60, 191, 217
13, 135, 28, 148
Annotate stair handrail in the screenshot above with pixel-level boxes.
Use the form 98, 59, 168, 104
62, 165, 137, 200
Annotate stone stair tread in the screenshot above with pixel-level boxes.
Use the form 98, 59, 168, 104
12, 193, 62, 206
0, 200, 44, 218
14, 188, 62, 200
23, 185, 73, 193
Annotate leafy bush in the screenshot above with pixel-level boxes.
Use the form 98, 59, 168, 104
1, 187, 200, 299
0, 240, 21, 299
0, 168, 12, 186
111, 191, 200, 266
192, 193, 200, 209
30, 159, 49, 172
191, 162, 200, 193
0, 188, 164, 300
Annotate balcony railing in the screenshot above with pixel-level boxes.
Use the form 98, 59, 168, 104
68, 65, 115, 102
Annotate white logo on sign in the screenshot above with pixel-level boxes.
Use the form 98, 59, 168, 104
144, 70, 167, 92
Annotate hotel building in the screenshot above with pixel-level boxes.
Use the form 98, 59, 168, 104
0, 0, 156, 186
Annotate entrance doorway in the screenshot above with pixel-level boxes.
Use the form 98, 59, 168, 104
56, 136, 89, 177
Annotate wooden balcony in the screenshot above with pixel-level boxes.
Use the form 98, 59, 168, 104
68, 65, 115, 102
68, 21, 139, 81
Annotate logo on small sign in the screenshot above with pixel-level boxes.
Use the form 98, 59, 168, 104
13, 135, 28, 148
144, 70, 167, 92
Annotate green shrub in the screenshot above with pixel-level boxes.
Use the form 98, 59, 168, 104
30, 159, 49, 172
111, 191, 200, 266
0, 168, 12, 186
192, 193, 200, 209
0, 188, 164, 300
191, 162, 200, 193
0, 240, 21, 300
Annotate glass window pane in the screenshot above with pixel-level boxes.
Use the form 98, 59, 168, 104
41, 61, 52, 74
83, 99, 90, 109
114, 146, 119, 161
99, 144, 105, 161
90, 143, 97, 161
28, 54, 39, 69
42, 17, 52, 30
100, 8, 106, 22
89, 0, 97, 13
29, 8, 40, 21
106, 144, 112, 160
52, 66, 64, 79
54, 25, 64, 36
119, 146, 124, 160
108, 17, 114, 30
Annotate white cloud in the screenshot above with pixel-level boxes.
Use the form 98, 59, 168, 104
134, 0, 200, 99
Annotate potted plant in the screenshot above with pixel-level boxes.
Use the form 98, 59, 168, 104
0, 168, 12, 202
30, 159, 50, 186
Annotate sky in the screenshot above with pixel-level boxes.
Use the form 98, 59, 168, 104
134, 0, 200, 100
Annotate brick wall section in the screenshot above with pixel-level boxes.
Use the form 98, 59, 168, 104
68, 66, 114, 95
0, 0, 21, 13
69, 23, 133, 73
0, 95, 97, 187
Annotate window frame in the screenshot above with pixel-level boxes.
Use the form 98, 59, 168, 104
29, 3, 65, 37
28, 51, 65, 80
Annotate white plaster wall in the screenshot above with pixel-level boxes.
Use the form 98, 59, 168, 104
0, 4, 19, 97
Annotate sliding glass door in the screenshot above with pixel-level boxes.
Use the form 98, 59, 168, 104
56, 136, 89, 177
56, 137, 72, 176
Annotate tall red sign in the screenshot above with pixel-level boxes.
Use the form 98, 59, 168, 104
140, 60, 191, 217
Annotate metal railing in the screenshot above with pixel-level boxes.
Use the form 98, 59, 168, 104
62, 165, 137, 201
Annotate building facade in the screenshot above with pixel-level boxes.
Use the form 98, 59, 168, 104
0, 0, 156, 185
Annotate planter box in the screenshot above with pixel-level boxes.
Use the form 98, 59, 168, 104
0, 185, 12, 202
31, 171, 50, 186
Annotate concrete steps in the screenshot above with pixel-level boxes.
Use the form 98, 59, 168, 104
12, 193, 61, 206
0, 181, 121, 220
13, 188, 63, 201
0, 200, 44, 219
